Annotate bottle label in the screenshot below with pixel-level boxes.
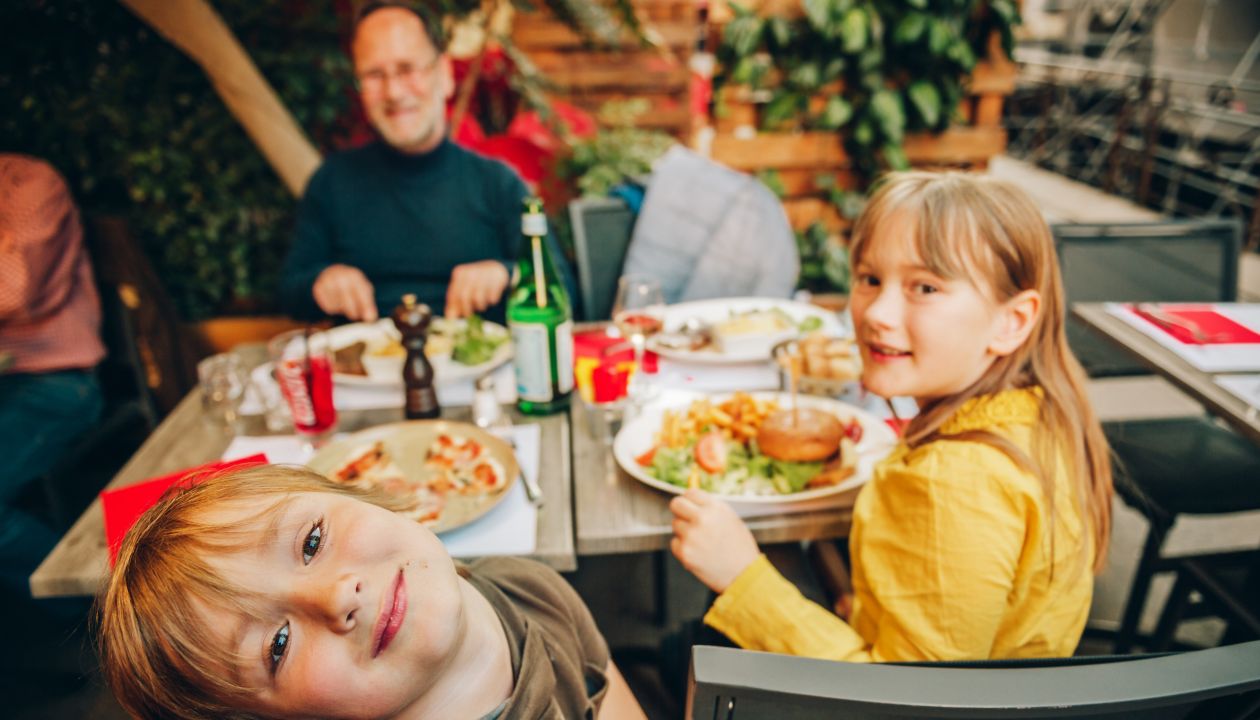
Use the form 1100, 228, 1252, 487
521, 212, 547, 237
511, 322, 553, 402
555, 319, 574, 394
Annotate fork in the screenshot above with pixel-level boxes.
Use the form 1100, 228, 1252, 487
500, 435, 544, 505
1135, 304, 1229, 343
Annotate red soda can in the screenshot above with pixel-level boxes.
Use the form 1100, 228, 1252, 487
270, 329, 338, 438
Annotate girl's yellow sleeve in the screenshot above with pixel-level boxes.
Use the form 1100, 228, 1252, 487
705, 441, 1031, 663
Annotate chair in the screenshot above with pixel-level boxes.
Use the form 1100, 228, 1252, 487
687, 641, 1260, 719
1053, 219, 1240, 376
1104, 416, 1260, 653
1054, 219, 1260, 652
37, 216, 189, 529
569, 196, 637, 321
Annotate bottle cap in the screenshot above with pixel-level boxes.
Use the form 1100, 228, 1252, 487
402, 293, 417, 308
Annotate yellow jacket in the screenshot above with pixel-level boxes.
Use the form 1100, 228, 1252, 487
705, 388, 1093, 662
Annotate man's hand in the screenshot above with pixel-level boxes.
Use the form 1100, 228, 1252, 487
670, 489, 761, 594
313, 264, 378, 321
445, 260, 509, 319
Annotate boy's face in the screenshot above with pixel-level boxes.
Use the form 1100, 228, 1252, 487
849, 211, 1007, 404
198, 491, 466, 718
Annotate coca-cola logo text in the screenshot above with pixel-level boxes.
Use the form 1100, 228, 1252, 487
277, 359, 317, 427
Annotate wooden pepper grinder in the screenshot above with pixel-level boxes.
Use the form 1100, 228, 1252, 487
392, 294, 440, 419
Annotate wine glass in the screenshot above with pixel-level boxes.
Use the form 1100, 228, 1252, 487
612, 275, 665, 405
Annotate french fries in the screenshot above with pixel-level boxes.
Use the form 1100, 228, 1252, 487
655, 392, 780, 448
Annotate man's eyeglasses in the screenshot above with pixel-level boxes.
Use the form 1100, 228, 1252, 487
355, 55, 441, 95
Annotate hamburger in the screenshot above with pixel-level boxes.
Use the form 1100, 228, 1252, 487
756, 408, 844, 462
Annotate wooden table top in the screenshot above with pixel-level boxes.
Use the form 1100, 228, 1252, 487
570, 399, 858, 555
1072, 303, 1260, 446
29, 358, 576, 599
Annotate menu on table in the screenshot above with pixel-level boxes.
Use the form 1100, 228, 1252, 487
1106, 303, 1260, 373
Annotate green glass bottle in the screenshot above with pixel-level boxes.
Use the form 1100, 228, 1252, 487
507, 197, 574, 415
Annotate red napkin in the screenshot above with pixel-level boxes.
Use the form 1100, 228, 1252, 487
101, 454, 268, 567
1130, 304, 1260, 345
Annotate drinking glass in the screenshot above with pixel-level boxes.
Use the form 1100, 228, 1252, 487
611, 275, 665, 406
268, 329, 339, 447
198, 353, 249, 432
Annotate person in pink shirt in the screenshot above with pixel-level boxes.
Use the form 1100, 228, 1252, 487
0, 153, 105, 604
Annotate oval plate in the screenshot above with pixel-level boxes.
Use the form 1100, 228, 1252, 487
612, 391, 897, 503
307, 420, 519, 534
648, 298, 842, 365
323, 319, 513, 388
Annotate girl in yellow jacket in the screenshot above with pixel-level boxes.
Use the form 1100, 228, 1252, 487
669, 171, 1114, 662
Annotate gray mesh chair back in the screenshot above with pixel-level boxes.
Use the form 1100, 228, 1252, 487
569, 196, 636, 321
1053, 219, 1241, 376
687, 641, 1260, 719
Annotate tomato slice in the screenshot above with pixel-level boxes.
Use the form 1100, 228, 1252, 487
694, 431, 728, 473
635, 447, 657, 467
844, 419, 864, 444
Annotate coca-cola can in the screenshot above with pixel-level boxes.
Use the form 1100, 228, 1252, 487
268, 329, 338, 440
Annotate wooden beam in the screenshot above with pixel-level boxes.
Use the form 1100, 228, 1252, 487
118, 0, 320, 197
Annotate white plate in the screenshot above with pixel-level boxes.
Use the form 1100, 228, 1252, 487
648, 298, 842, 364
612, 390, 898, 504
324, 319, 513, 388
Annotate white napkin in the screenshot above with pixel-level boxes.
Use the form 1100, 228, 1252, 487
240, 362, 517, 413
220, 423, 540, 558
652, 359, 782, 393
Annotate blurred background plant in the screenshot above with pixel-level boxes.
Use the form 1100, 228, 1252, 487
556, 99, 675, 197
1, 0, 646, 321
715, 0, 1020, 185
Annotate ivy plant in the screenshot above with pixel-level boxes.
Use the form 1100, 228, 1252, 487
1, 0, 645, 320
717, 0, 1020, 186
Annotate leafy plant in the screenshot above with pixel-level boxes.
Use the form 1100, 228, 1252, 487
555, 99, 675, 197
1, 0, 646, 320
716, 0, 1020, 186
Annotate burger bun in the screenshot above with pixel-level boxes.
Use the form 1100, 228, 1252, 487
756, 408, 844, 462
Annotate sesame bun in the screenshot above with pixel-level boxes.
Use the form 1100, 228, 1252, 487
756, 408, 844, 462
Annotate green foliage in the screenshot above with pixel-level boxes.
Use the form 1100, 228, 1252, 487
796, 222, 851, 294
555, 100, 674, 198
2, 0, 351, 320
716, 0, 1020, 186
2, 0, 643, 320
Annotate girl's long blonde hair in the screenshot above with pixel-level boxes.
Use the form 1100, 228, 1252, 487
95, 465, 416, 720
849, 171, 1113, 574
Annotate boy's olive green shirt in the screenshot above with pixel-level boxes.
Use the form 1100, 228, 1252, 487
706, 388, 1095, 662
465, 557, 610, 718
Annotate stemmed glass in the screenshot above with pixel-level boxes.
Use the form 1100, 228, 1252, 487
612, 275, 665, 406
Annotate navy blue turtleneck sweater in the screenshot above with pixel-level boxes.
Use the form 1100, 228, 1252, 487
280, 139, 574, 325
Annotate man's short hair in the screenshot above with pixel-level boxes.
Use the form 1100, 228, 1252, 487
353, 0, 447, 52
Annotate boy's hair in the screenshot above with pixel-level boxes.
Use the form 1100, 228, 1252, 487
95, 465, 414, 720
352, 0, 447, 53
849, 171, 1113, 574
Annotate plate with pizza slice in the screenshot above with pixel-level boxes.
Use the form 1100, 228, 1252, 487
306, 420, 518, 534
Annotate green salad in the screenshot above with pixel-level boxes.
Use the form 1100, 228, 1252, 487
451, 314, 508, 365
646, 438, 824, 496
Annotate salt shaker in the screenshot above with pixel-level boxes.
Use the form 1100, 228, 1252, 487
473, 374, 506, 429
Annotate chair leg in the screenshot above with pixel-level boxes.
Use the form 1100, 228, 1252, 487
1116, 519, 1170, 654
1150, 564, 1193, 652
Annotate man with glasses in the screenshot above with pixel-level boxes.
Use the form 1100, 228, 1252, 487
280, 0, 573, 324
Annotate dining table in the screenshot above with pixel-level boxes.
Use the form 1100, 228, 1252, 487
1071, 303, 1260, 446
29, 343, 577, 599
31, 315, 873, 599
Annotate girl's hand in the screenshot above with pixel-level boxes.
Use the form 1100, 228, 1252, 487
669, 489, 760, 594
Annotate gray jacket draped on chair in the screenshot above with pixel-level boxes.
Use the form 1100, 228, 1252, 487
621, 146, 798, 303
